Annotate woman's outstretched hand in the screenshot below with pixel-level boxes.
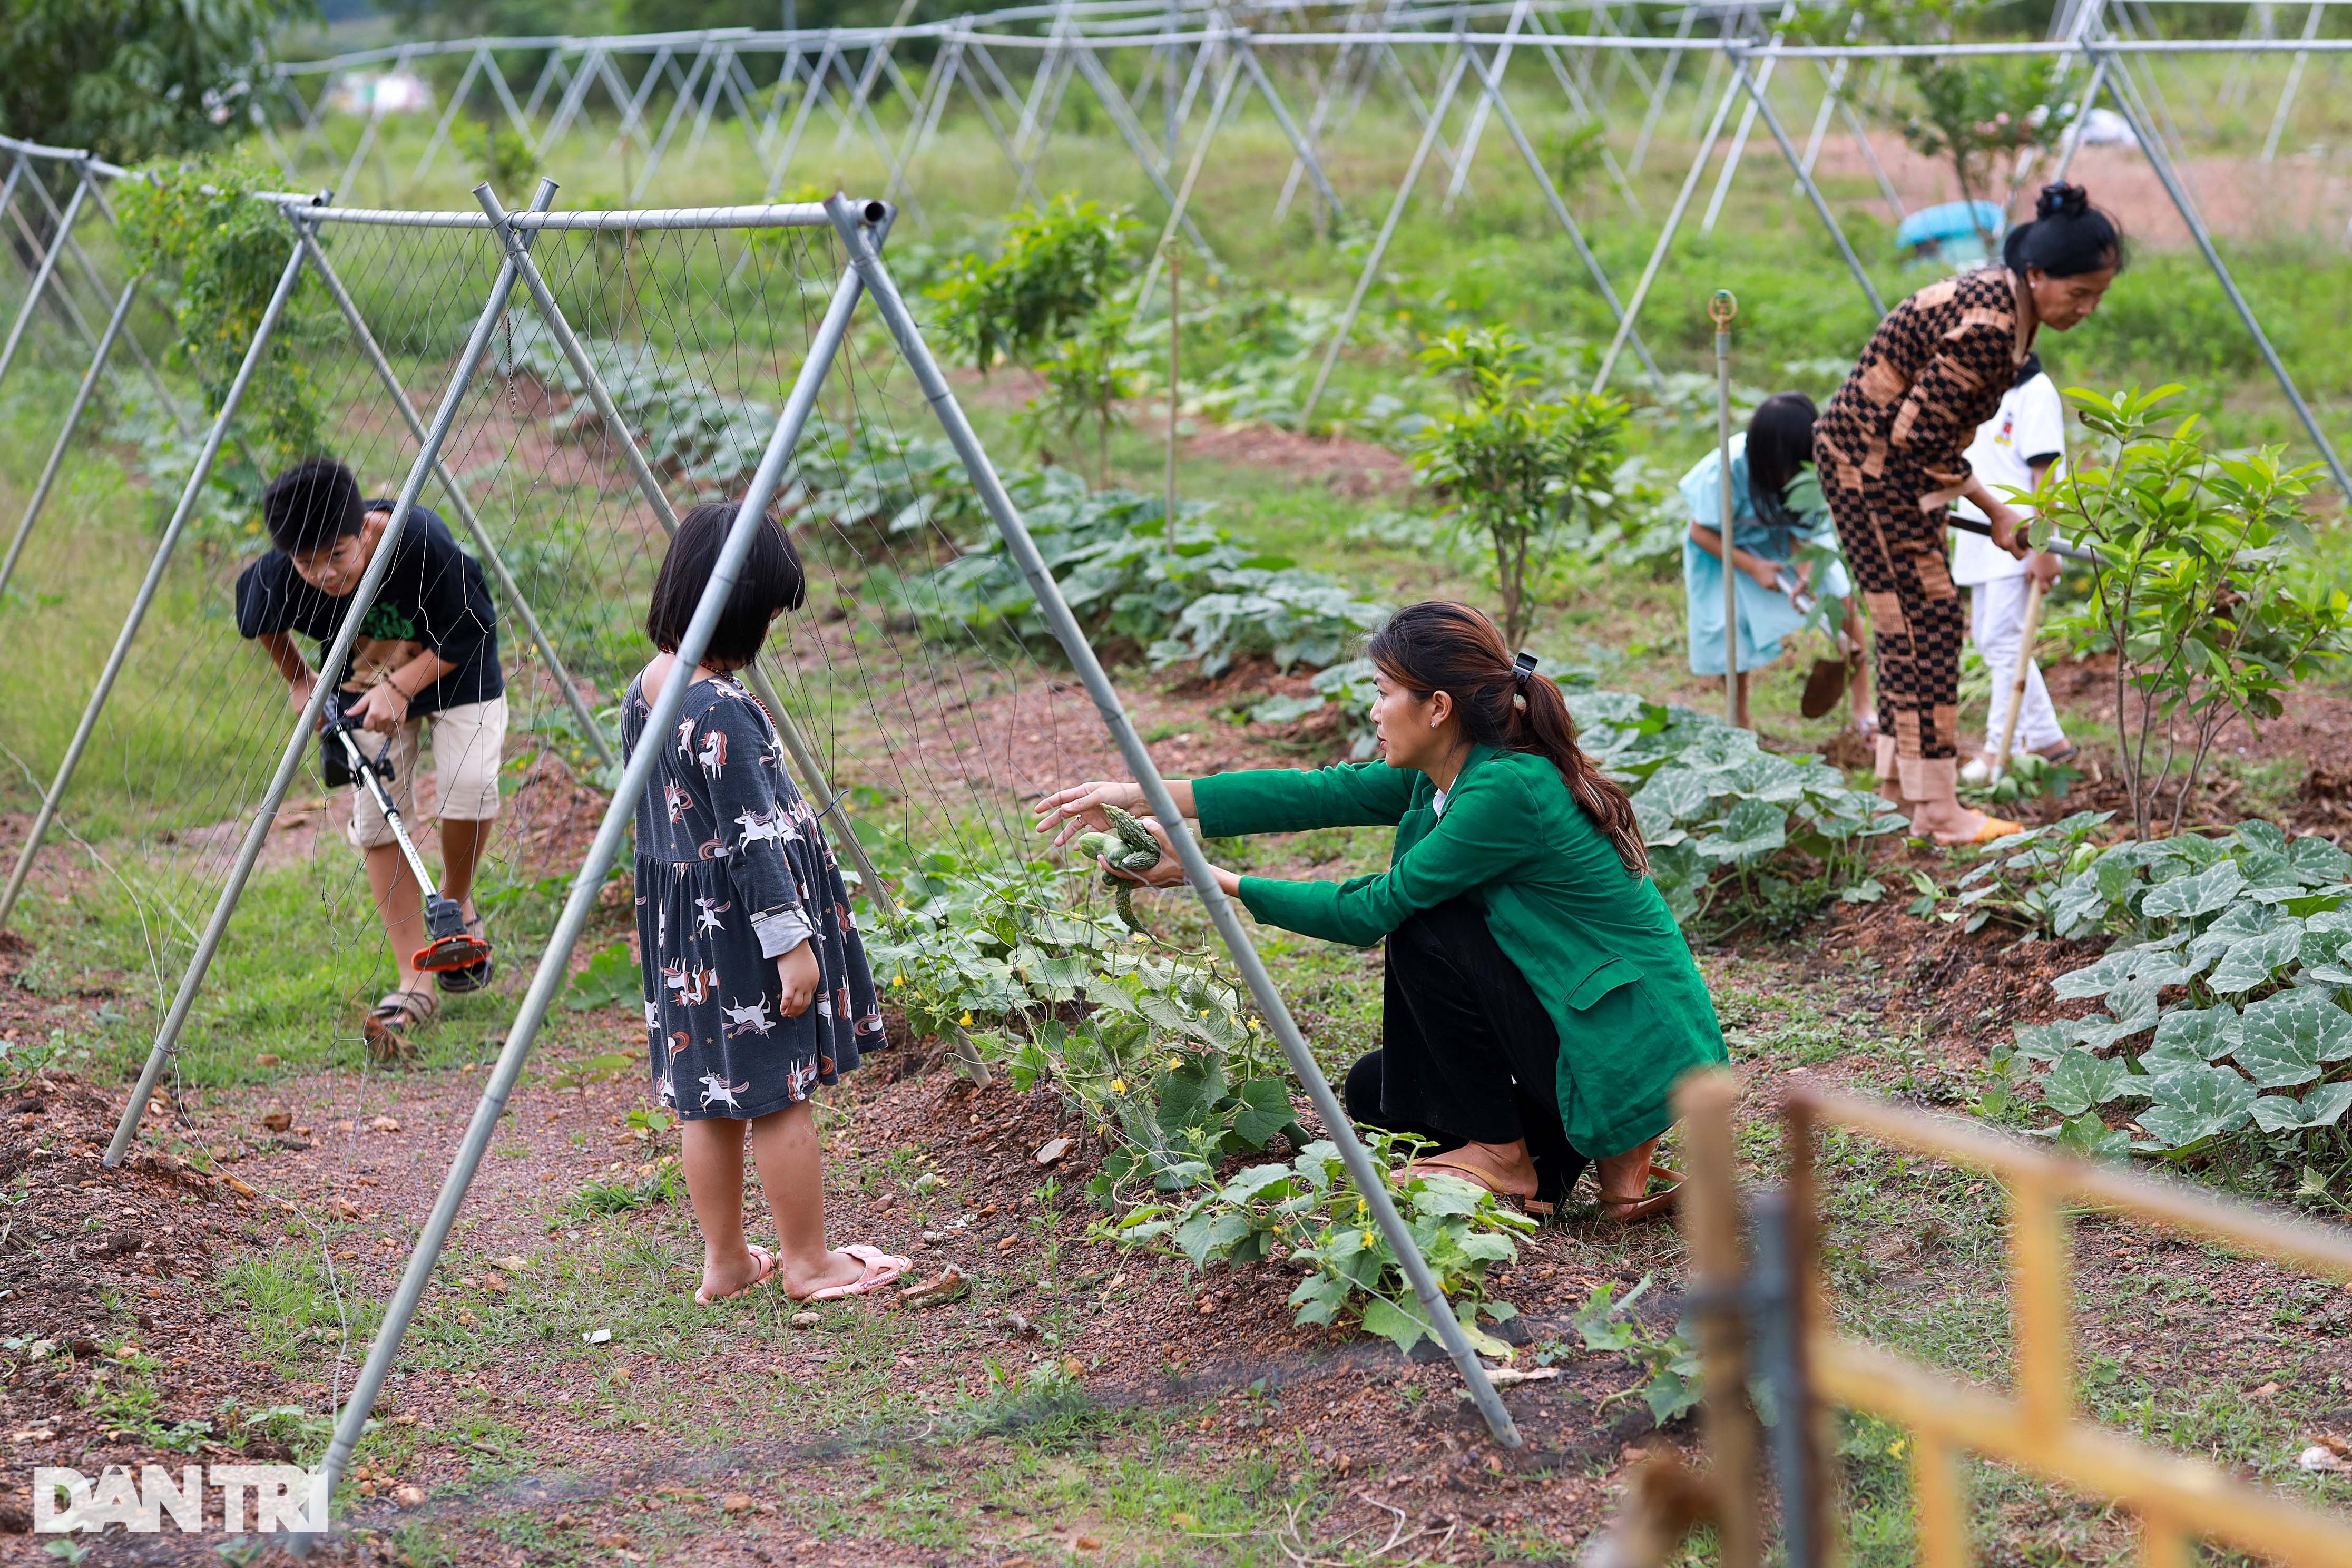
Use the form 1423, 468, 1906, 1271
1109, 817, 1242, 896
1033, 780, 1146, 848
1033, 786, 1241, 896
1109, 816, 1189, 888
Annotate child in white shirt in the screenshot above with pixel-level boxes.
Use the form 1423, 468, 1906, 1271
1951, 354, 2074, 782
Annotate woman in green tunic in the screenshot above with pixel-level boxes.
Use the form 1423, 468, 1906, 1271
1036, 602, 1726, 1219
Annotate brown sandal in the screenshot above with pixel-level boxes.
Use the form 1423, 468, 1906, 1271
361, 989, 437, 1064
1406, 1148, 1543, 1213
1595, 1163, 1685, 1224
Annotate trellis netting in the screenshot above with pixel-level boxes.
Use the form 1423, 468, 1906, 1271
0, 136, 212, 608
0, 184, 1527, 1526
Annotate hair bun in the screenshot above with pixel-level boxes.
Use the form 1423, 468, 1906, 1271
2037, 182, 2090, 221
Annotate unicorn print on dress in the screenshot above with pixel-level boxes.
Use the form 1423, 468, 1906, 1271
783, 1059, 819, 1101
625, 669, 878, 1128
722, 997, 774, 1037
735, 807, 797, 850
662, 961, 719, 1006
698, 1073, 751, 1113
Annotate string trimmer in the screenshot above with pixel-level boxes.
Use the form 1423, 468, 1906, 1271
320, 693, 491, 974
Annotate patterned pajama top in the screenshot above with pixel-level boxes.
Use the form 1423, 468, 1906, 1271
622, 671, 882, 1120
1814, 268, 2034, 763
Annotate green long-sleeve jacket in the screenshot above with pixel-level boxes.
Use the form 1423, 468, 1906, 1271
1193, 746, 1726, 1159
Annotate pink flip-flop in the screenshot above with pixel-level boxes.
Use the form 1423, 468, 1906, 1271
695, 1244, 777, 1305
801, 1243, 911, 1302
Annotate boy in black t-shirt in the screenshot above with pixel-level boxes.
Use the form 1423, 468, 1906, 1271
237, 458, 507, 1057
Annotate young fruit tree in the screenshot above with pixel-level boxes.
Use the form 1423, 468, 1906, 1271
932, 196, 1141, 481
1812, 0, 2074, 253
1410, 327, 1628, 648
2035, 385, 2352, 839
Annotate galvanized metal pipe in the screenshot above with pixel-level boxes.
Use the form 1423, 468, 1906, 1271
2260, 1, 2325, 163
101, 186, 556, 1166
1134, 45, 1244, 314
285, 211, 616, 771
2090, 46, 2350, 501
0, 238, 309, 934
478, 183, 963, 1075
1300, 44, 1471, 428
1460, 38, 1660, 384
287, 207, 878, 1561
0, 274, 140, 609
1730, 47, 1883, 316
1591, 70, 1740, 394
1714, 290, 1739, 725
831, 191, 1526, 1449
0, 175, 87, 391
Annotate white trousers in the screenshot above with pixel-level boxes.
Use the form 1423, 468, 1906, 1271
1969, 577, 2067, 754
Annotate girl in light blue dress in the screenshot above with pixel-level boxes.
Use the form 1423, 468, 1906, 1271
1679, 392, 1871, 731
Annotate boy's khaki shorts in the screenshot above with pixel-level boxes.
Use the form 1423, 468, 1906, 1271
347, 696, 507, 850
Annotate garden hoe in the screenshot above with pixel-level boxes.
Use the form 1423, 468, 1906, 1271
321, 693, 491, 976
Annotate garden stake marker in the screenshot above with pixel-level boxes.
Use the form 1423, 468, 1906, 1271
1711, 287, 1739, 727
1165, 238, 1179, 557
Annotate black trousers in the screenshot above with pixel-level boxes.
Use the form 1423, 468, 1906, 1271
1343, 897, 1587, 1204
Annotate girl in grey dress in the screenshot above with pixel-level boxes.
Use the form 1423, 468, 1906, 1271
626, 502, 904, 1306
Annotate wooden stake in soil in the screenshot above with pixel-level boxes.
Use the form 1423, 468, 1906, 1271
1678, 1066, 1760, 1568
1166, 240, 1180, 556
1710, 289, 1741, 727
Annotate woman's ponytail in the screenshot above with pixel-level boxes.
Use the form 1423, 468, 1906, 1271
1513, 668, 1650, 876
1366, 602, 1651, 878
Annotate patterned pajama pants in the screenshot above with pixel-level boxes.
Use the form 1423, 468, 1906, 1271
1821, 470, 1965, 764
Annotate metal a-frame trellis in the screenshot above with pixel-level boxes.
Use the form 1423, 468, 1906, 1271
18, 189, 1534, 1546
251, 1, 2352, 235
248, 4, 2352, 481
0, 134, 230, 609
16, 5, 2349, 942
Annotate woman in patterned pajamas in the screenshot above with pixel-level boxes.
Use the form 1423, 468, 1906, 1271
1815, 182, 2123, 844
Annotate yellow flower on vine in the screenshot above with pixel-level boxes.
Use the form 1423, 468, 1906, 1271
1166, 1056, 1182, 1071
1111, 1078, 1127, 1094
958, 1011, 974, 1027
